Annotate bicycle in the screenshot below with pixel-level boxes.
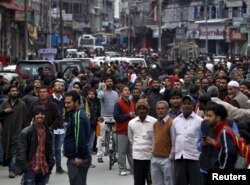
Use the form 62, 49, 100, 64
103, 116, 117, 170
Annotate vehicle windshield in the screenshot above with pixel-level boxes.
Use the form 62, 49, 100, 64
80, 38, 94, 46
18, 62, 53, 77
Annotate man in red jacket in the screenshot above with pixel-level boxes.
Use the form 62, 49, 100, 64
113, 85, 135, 176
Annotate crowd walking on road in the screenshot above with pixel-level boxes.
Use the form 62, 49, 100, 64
0, 53, 250, 185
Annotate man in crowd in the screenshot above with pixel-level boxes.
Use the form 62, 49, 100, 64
68, 68, 80, 92
97, 76, 119, 163
151, 101, 173, 185
168, 90, 183, 119
205, 102, 238, 169
33, 78, 42, 97
145, 78, 163, 118
128, 99, 157, 185
50, 81, 66, 173
16, 106, 55, 184
113, 85, 135, 176
0, 85, 27, 178
64, 91, 91, 185
170, 95, 203, 185
26, 85, 62, 130
227, 80, 249, 109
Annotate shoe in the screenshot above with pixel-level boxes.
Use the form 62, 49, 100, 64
119, 170, 127, 176
9, 171, 15, 178
90, 164, 96, 168
56, 167, 66, 174
98, 158, 104, 163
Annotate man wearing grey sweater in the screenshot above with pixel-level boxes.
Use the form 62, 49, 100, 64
97, 76, 119, 162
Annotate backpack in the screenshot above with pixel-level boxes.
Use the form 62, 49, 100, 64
219, 126, 250, 168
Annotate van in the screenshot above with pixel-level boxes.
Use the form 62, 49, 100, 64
109, 57, 147, 67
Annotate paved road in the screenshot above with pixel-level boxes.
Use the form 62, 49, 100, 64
0, 155, 133, 185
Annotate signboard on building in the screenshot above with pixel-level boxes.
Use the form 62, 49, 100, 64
15, 11, 24, 21
227, 28, 247, 41
64, 21, 72, 27
72, 21, 90, 30
199, 24, 225, 40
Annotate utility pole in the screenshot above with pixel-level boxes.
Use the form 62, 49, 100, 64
24, 0, 28, 60
205, 0, 208, 53
59, 0, 64, 58
47, 0, 52, 48
128, 0, 131, 55
158, 0, 162, 52
248, 0, 250, 43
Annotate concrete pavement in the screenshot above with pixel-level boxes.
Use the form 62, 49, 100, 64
0, 155, 133, 185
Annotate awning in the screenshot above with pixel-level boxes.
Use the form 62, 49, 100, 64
0, 2, 22, 11
0, 2, 33, 11
195, 18, 231, 24
162, 22, 179, 30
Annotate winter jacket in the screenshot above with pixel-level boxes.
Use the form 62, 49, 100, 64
16, 124, 55, 174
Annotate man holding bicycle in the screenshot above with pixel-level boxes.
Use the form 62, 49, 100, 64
113, 85, 135, 176
97, 76, 119, 163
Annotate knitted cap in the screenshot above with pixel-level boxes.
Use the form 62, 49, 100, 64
228, 80, 239, 88
136, 99, 150, 111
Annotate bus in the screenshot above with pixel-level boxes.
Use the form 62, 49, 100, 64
78, 34, 96, 51
170, 42, 199, 61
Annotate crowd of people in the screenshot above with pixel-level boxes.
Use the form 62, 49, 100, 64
0, 54, 250, 185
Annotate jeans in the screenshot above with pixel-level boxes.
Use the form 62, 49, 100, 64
88, 130, 95, 154
23, 169, 49, 185
9, 155, 16, 172
53, 133, 65, 168
67, 157, 91, 185
151, 157, 173, 185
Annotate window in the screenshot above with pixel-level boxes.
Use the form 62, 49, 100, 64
194, 6, 198, 20
211, 6, 216, 19
224, 5, 229, 18
232, 7, 239, 17
199, 6, 204, 19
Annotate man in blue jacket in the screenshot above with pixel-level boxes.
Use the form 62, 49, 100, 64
64, 91, 91, 185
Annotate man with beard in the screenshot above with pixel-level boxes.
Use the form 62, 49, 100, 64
85, 88, 100, 168
145, 79, 164, 118
205, 102, 238, 169
113, 85, 135, 175
50, 81, 66, 173
218, 76, 230, 101
97, 76, 119, 162
0, 85, 27, 178
227, 80, 249, 109
170, 95, 203, 185
64, 91, 91, 185
131, 88, 141, 107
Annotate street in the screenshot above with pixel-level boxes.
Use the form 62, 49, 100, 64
0, 155, 133, 185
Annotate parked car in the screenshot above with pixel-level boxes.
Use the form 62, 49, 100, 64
0, 71, 20, 83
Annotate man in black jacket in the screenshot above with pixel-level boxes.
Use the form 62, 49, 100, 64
16, 106, 54, 185
64, 91, 91, 185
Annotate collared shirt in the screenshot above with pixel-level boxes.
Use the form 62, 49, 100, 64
170, 112, 203, 161
168, 108, 182, 119
128, 115, 157, 160
30, 127, 49, 175
51, 93, 65, 135
158, 115, 170, 125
